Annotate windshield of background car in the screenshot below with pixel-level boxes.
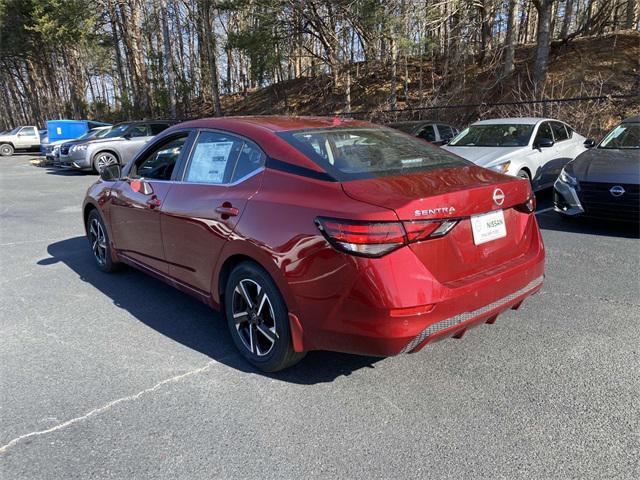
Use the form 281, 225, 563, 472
77, 130, 98, 140
7, 127, 21, 135
103, 124, 131, 138
599, 123, 640, 149
449, 124, 534, 147
278, 127, 468, 181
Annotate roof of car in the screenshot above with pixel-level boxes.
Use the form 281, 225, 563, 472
115, 119, 177, 126
176, 116, 374, 133
388, 120, 440, 126
622, 115, 639, 123
472, 118, 557, 125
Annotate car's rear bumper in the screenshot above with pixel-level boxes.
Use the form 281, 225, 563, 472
289, 215, 545, 356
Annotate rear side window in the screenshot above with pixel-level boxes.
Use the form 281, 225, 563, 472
551, 122, 569, 142
279, 127, 467, 181
417, 125, 436, 142
183, 131, 243, 184
150, 123, 171, 135
130, 135, 187, 180
231, 141, 265, 182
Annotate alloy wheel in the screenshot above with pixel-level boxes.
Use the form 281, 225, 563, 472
95, 153, 117, 172
231, 278, 278, 356
89, 217, 107, 266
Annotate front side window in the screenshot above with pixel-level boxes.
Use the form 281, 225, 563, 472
128, 125, 150, 138
130, 135, 187, 180
417, 125, 436, 142
599, 123, 640, 149
535, 122, 553, 143
183, 131, 243, 184
279, 127, 467, 181
437, 124, 455, 141
449, 124, 534, 147
19, 127, 37, 136
104, 123, 132, 138
551, 122, 569, 142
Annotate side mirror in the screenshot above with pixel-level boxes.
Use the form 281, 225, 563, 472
535, 137, 554, 149
122, 132, 132, 140
100, 164, 121, 182
584, 139, 596, 148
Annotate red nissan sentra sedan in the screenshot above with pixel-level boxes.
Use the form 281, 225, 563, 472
83, 116, 544, 371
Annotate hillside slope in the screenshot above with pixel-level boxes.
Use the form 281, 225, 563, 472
216, 31, 639, 137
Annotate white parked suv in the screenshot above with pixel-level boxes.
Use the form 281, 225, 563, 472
0, 126, 42, 156
442, 118, 587, 189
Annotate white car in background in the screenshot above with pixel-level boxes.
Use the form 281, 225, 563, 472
442, 118, 587, 189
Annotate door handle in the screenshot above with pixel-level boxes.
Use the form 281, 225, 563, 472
215, 205, 239, 217
146, 195, 161, 209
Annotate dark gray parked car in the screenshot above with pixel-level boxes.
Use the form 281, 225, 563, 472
554, 116, 639, 222
387, 121, 459, 146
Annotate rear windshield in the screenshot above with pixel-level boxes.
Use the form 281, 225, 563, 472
278, 127, 467, 181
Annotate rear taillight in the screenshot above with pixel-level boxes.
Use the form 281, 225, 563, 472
315, 217, 458, 258
515, 194, 536, 213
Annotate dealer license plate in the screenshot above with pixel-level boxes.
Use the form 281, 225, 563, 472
471, 210, 506, 245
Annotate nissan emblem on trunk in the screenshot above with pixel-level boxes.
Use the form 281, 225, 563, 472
609, 185, 625, 197
493, 188, 505, 206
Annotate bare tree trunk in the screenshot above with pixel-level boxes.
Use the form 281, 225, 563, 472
503, 0, 519, 76
201, 0, 222, 116
561, 0, 575, 38
626, 0, 637, 28
533, 0, 555, 92
160, 0, 176, 118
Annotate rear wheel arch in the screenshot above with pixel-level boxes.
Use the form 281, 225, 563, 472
92, 149, 120, 172
214, 249, 298, 316
518, 167, 532, 181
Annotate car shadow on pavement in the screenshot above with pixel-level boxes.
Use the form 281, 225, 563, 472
38, 236, 381, 384
536, 211, 640, 239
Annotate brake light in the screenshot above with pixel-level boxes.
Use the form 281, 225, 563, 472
515, 194, 536, 213
315, 218, 405, 257
403, 221, 441, 242
316, 217, 459, 258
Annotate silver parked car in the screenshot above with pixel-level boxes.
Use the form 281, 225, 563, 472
60, 120, 175, 173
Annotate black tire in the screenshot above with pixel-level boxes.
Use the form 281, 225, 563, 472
93, 151, 119, 174
87, 209, 119, 273
224, 262, 305, 372
0, 144, 14, 156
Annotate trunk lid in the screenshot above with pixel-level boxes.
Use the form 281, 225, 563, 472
341, 165, 536, 285
341, 164, 530, 220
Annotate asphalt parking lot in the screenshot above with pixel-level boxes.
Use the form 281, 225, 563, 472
1, 154, 639, 479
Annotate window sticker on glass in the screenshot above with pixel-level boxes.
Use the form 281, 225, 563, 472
186, 141, 234, 183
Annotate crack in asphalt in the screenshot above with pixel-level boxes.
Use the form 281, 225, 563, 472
0, 360, 218, 454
